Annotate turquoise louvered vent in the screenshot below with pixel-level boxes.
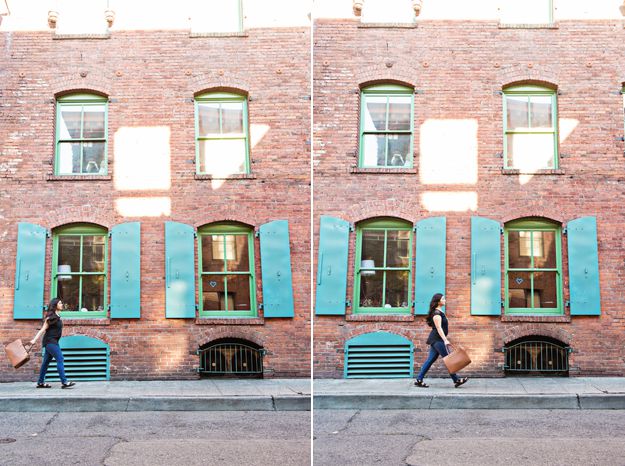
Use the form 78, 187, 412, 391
45, 335, 110, 382
344, 332, 413, 379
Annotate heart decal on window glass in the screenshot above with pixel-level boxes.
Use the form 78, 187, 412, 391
515, 277, 524, 285
209, 281, 217, 287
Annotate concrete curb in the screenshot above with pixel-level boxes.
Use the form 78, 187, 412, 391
313, 393, 625, 410
0, 395, 311, 412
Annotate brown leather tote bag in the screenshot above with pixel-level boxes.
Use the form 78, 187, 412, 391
4, 339, 32, 369
443, 344, 471, 374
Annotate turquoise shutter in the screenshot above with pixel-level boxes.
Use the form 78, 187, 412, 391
165, 222, 196, 318
13, 223, 47, 319
471, 216, 501, 315
110, 222, 141, 318
567, 216, 600, 315
414, 217, 446, 315
259, 220, 294, 318
315, 215, 350, 315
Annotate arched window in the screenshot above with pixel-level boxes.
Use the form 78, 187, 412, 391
504, 218, 562, 314
503, 85, 558, 170
359, 84, 414, 168
52, 223, 108, 317
55, 93, 108, 175
194, 91, 250, 176
354, 218, 412, 314
197, 222, 256, 316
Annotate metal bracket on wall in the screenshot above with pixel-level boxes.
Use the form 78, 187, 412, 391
345, 300, 351, 307
349, 224, 355, 232
259, 303, 264, 310
255, 230, 260, 238
563, 227, 567, 235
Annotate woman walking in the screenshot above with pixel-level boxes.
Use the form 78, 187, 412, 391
414, 293, 468, 388
30, 298, 75, 389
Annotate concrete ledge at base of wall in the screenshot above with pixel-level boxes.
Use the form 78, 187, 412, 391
312, 393, 625, 410
0, 395, 311, 412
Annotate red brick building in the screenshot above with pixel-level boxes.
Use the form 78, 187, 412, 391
0, 0, 310, 380
313, 0, 625, 378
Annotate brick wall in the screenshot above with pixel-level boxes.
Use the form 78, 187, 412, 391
0, 24, 311, 380
313, 17, 625, 378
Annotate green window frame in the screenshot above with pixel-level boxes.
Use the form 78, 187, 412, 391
197, 223, 256, 317
359, 84, 414, 168
503, 85, 558, 170
51, 224, 108, 319
194, 92, 250, 176
55, 93, 108, 176
354, 218, 413, 315
504, 219, 563, 315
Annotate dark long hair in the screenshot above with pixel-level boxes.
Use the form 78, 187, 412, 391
425, 293, 443, 328
45, 298, 61, 320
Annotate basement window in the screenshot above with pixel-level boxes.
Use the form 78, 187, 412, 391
503, 336, 571, 375
198, 338, 264, 378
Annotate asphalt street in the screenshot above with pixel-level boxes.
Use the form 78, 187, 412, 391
0, 411, 311, 466
313, 409, 625, 465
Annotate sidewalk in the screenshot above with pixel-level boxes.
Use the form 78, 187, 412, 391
313, 377, 625, 410
0, 379, 310, 412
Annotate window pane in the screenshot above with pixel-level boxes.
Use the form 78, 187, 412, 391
82, 235, 106, 272
363, 96, 387, 131
530, 96, 552, 129
387, 96, 411, 131
226, 235, 250, 272
57, 277, 79, 312
507, 133, 555, 169
58, 236, 81, 273
202, 275, 226, 311
59, 106, 82, 139
221, 103, 244, 134
198, 103, 221, 135
506, 96, 528, 130
82, 142, 106, 174
508, 271, 532, 307
533, 271, 558, 308
227, 274, 251, 311
57, 142, 81, 174
199, 139, 246, 175
81, 275, 105, 312
508, 231, 532, 268
384, 270, 409, 308
387, 134, 411, 167
202, 235, 225, 272
533, 231, 556, 268
83, 105, 106, 138
361, 230, 385, 269
359, 271, 383, 308
362, 134, 386, 166
386, 230, 410, 268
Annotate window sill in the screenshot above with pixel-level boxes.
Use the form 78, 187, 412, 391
347, 314, 414, 322
498, 23, 558, 29
47, 174, 112, 181
53, 33, 111, 40
351, 166, 417, 175
358, 22, 417, 29
195, 317, 264, 325
62, 318, 111, 326
501, 314, 570, 323
194, 173, 256, 180
189, 31, 248, 38
501, 168, 565, 175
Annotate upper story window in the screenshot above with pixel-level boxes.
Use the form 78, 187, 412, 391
51, 0, 110, 35
354, 218, 412, 314
191, 0, 243, 34
499, 0, 553, 25
195, 92, 250, 176
503, 85, 558, 170
505, 219, 562, 315
359, 84, 414, 168
55, 93, 108, 176
53, 224, 108, 318
198, 223, 256, 317
359, 0, 417, 24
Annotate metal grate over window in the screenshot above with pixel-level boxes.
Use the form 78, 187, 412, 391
503, 338, 571, 374
345, 343, 412, 378
198, 340, 264, 378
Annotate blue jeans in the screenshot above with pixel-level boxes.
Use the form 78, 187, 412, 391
38, 343, 67, 384
416, 340, 459, 382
